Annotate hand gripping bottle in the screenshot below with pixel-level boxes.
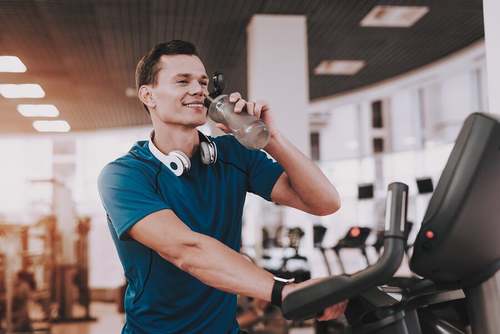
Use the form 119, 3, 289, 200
203, 72, 270, 150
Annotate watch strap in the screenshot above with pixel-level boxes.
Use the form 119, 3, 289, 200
271, 276, 294, 308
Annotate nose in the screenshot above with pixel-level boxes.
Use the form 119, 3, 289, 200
189, 81, 204, 96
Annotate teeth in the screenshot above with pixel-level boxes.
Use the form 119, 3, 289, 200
185, 103, 203, 107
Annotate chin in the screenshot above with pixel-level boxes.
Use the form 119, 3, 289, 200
186, 116, 207, 127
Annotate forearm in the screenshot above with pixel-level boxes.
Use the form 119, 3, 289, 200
265, 132, 340, 211
159, 232, 274, 301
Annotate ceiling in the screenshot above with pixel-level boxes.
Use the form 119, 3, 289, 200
0, 0, 484, 133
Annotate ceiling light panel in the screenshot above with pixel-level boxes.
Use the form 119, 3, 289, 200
0, 84, 45, 98
314, 60, 366, 75
33, 120, 71, 132
0, 56, 27, 72
361, 6, 429, 28
17, 104, 60, 117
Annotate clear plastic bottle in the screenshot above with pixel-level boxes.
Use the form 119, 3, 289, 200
205, 94, 270, 150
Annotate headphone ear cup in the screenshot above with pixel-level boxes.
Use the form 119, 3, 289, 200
168, 151, 191, 176
163, 154, 185, 176
200, 141, 217, 165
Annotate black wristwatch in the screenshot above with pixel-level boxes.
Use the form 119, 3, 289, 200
271, 276, 295, 308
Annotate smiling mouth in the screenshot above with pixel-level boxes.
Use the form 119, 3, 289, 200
183, 103, 205, 109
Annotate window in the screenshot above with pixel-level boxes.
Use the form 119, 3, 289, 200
310, 132, 320, 161
373, 137, 385, 153
372, 100, 384, 128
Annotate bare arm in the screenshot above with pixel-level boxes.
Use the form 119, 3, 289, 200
267, 133, 340, 216
129, 208, 346, 320
129, 209, 275, 301
226, 92, 341, 216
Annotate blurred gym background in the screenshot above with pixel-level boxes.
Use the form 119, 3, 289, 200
0, 1, 498, 333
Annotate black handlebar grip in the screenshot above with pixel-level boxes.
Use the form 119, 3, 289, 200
385, 182, 408, 238
282, 182, 408, 320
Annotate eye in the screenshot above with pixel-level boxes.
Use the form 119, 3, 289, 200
200, 81, 208, 87
176, 80, 188, 85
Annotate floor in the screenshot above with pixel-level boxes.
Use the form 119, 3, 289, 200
51, 303, 124, 334
47, 303, 316, 334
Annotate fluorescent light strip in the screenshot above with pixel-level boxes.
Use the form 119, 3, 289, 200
314, 60, 366, 75
0, 56, 27, 72
0, 84, 45, 98
17, 104, 59, 117
360, 6, 429, 28
33, 120, 71, 132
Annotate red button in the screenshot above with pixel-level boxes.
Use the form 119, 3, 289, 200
350, 227, 361, 238
425, 230, 435, 239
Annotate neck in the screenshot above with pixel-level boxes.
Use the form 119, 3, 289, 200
152, 122, 199, 158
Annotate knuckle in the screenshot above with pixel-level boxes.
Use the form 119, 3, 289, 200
230, 93, 240, 102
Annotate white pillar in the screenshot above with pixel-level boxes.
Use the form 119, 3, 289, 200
246, 15, 314, 265
484, 0, 500, 114
247, 15, 310, 154
53, 181, 77, 264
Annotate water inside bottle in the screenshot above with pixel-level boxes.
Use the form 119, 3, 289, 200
234, 121, 270, 150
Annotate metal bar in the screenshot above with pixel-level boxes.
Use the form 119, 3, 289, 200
465, 270, 500, 334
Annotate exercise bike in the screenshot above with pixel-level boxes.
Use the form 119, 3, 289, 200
282, 112, 500, 334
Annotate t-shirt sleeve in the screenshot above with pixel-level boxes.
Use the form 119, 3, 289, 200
230, 139, 284, 201
98, 161, 170, 240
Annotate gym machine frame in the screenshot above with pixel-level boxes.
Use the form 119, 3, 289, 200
282, 112, 500, 334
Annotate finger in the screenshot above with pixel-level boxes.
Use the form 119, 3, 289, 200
254, 103, 263, 119
317, 307, 335, 321
234, 99, 247, 113
337, 300, 348, 314
246, 101, 255, 116
333, 302, 347, 317
317, 309, 332, 322
317, 304, 345, 321
316, 310, 328, 322
229, 92, 242, 103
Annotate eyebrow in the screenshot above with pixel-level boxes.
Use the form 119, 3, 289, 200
174, 73, 209, 80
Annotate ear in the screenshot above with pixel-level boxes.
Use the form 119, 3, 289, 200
138, 85, 156, 109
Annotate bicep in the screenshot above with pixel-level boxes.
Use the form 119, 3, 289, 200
270, 173, 315, 214
129, 209, 199, 262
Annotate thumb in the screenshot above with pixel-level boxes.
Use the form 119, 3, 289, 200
215, 123, 230, 133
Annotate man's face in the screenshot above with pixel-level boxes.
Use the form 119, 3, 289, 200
149, 54, 209, 127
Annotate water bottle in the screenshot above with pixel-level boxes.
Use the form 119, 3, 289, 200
204, 94, 270, 150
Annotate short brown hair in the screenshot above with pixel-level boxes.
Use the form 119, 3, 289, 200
135, 40, 198, 112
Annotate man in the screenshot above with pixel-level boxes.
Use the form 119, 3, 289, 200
98, 40, 345, 334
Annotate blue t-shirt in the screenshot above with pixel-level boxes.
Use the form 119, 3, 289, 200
98, 135, 284, 334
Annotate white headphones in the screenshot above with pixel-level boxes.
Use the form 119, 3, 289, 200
148, 131, 217, 176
